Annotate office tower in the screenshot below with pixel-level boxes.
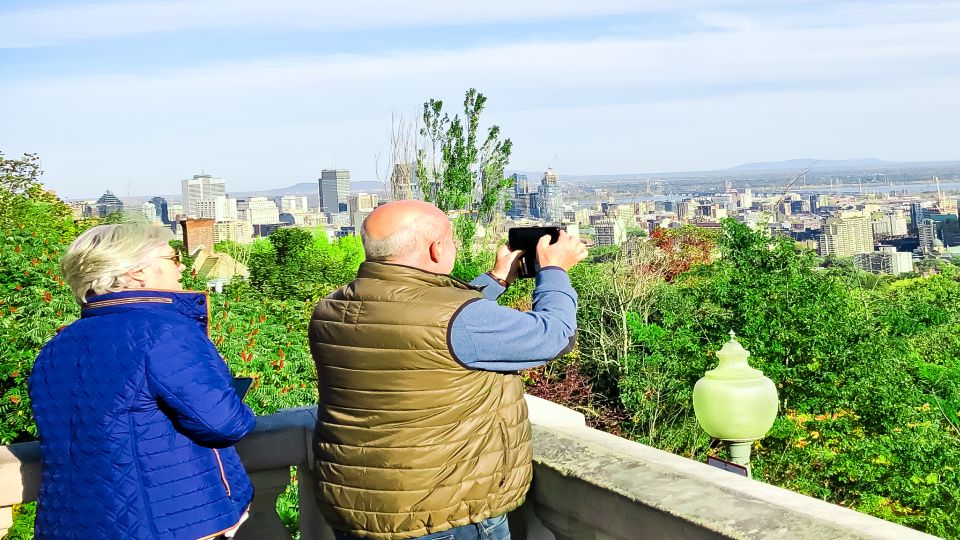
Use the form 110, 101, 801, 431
853, 246, 913, 275
278, 195, 309, 213
349, 193, 378, 213
319, 169, 351, 214
511, 173, 528, 197
818, 214, 873, 256
181, 175, 226, 218
595, 219, 627, 246
537, 168, 563, 223
149, 197, 170, 224
141, 202, 159, 223
194, 195, 237, 222
909, 202, 928, 236
237, 197, 280, 225
741, 188, 753, 209
919, 215, 960, 251
96, 190, 123, 218
167, 203, 184, 223
214, 220, 253, 244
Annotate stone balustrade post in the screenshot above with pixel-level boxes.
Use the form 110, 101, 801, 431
296, 461, 336, 540
234, 468, 292, 539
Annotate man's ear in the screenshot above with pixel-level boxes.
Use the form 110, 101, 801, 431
428, 240, 442, 263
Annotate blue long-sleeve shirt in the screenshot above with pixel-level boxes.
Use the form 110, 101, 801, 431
449, 267, 578, 372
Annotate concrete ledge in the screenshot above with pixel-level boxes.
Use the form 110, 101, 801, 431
0, 400, 940, 540
525, 394, 587, 428
530, 423, 937, 540
0, 442, 40, 507
235, 405, 316, 472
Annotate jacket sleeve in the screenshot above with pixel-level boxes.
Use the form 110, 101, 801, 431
145, 325, 256, 447
449, 267, 578, 371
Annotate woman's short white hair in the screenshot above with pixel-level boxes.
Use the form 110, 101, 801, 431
61, 224, 175, 304
360, 215, 441, 262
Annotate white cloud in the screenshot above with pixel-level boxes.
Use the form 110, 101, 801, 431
0, 0, 714, 48
2, 1, 958, 196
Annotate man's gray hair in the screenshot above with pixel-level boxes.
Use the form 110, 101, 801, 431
61, 224, 175, 304
360, 215, 441, 262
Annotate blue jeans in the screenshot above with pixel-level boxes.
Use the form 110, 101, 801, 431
333, 514, 511, 540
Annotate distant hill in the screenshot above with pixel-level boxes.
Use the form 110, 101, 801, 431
553, 158, 960, 183
726, 158, 892, 172
230, 180, 387, 198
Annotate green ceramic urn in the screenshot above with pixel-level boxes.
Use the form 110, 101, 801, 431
693, 331, 778, 441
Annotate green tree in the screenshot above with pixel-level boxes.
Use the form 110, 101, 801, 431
0, 153, 85, 444
415, 89, 513, 255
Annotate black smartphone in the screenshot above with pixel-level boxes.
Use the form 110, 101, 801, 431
508, 226, 564, 279
230, 377, 254, 400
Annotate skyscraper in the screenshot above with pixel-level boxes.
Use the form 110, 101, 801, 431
909, 202, 928, 237
319, 169, 351, 214
537, 169, 563, 223
181, 175, 226, 218
149, 196, 170, 224
818, 213, 873, 257
96, 190, 123, 218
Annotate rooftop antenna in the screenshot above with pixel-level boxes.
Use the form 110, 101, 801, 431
328, 146, 333, 170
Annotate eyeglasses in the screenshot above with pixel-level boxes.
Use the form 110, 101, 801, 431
157, 253, 181, 266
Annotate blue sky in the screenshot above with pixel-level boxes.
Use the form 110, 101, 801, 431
1, 0, 958, 198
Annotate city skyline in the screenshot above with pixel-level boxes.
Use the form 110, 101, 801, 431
2, 0, 959, 198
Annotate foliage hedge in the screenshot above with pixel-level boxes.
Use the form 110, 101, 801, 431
4, 150, 960, 537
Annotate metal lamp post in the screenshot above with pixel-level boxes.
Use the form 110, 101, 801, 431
693, 331, 778, 477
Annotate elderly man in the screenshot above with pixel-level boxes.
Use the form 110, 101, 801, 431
309, 200, 587, 540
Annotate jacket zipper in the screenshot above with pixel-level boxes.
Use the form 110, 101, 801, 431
213, 449, 232, 497
497, 420, 510, 487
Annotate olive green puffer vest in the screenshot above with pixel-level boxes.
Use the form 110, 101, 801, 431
308, 262, 533, 539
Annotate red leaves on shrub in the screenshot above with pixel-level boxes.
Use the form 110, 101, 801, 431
524, 363, 629, 436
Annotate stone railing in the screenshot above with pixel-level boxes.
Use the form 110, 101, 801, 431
0, 396, 939, 539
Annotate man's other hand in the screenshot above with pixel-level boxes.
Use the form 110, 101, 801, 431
491, 244, 524, 284
537, 231, 588, 272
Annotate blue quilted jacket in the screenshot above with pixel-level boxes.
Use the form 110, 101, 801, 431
29, 290, 256, 539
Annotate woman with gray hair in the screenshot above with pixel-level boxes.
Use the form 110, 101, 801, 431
29, 223, 256, 540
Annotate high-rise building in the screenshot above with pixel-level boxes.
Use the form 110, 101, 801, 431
909, 202, 929, 236
195, 196, 237, 222
818, 213, 873, 256
919, 215, 960, 251
511, 173, 528, 197
237, 197, 280, 225
853, 246, 913, 275
141, 202, 159, 223
595, 219, 627, 246
96, 190, 124, 218
871, 211, 908, 239
537, 168, 563, 223
149, 197, 170, 224
741, 188, 753, 209
214, 220, 253, 244
349, 193, 378, 214
181, 175, 226, 218
277, 195, 309, 213
319, 169, 351, 214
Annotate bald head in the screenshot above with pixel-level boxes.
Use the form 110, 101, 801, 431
361, 200, 455, 273
363, 200, 447, 241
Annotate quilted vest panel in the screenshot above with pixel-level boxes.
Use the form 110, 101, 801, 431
308, 262, 532, 539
